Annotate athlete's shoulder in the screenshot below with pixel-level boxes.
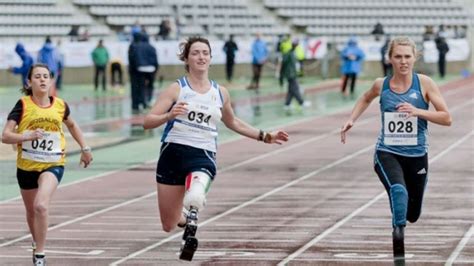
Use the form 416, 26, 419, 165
52, 96, 67, 108
416, 73, 437, 90
416, 73, 432, 82
371, 77, 385, 93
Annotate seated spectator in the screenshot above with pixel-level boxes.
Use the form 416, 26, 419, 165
157, 19, 171, 40
371, 22, 384, 41
422, 25, 435, 41
68, 25, 79, 42
78, 28, 90, 42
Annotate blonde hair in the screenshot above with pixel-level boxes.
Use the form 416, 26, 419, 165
387, 36, 418, 59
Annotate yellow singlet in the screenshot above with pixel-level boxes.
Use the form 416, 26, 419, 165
16, 96, 67, 171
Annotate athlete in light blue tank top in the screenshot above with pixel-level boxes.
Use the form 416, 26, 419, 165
376, 73, 429, 157
341, 36, 452, 261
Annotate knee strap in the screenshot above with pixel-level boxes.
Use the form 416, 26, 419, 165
183, 171, 212, 211
390, 184, 408, 227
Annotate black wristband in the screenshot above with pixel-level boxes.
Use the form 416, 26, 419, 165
258, 130, 264, 141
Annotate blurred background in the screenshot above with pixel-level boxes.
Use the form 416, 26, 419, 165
0, 0, 472, 85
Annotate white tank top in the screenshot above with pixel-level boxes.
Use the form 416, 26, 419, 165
161, 76, 223, 152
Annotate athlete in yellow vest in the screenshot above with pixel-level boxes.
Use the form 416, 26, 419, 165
1, 63, 93, 265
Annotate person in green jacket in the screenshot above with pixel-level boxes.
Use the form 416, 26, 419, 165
281, 40, 310, 111
91, 39, 109, 91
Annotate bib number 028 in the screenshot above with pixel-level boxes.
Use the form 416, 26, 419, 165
387, 120, 413, 133
383, 112, 418, 146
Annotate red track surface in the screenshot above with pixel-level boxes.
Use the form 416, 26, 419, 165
0, 77, 473, 265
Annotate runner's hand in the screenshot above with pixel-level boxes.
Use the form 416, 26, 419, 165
397, 102, 418, 118
341, 120, 353, 144
80, 150, 93, 168
22, 129, 44, 141
264, 130, 289, 145
167, 102, 188, 120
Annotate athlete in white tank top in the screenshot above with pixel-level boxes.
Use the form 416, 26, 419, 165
162, 77, 223, 152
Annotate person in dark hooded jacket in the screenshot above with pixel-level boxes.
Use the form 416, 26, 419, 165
135, 33, 159, 108
9, 43, 34, 87
128, 32, 141, 113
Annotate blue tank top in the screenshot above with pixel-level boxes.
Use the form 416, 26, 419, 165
375, 74, 429, 157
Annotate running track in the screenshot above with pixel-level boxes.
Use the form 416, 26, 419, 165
0, 77, 473, 265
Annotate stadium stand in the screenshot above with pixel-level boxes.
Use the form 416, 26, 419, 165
0, 0, 110, 40
264, 0, 471, 43
0, 0, 470, 43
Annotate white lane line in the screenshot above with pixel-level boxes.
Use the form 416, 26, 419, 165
199, 239, 298, 243
110, 144, 375, 265
0, 116, 373, 249
277, 193, 385, 265
39, 249, 104, 256
277, 129, 474, 265
0, 192, 156, 248
445, 224, 474, 266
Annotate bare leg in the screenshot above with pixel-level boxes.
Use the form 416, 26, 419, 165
157, 183, 185, 232
20, 189, 38, 245
34, 172, 58, 254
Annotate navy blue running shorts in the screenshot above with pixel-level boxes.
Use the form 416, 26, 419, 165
156, 142, 216, 185
17, 166, 65, 190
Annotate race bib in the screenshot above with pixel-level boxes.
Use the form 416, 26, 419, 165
174, 102, 218, 138
384, 112, 418, 146
22, 131, 63, 162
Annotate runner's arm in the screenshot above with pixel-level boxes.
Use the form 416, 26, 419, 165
144, 82, 184, 129
341, 78, 382, 143
1, 120, 43, 144
64, 116, 93, 167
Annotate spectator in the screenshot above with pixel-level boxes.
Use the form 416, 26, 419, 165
278, 35, 292, 87
294, 39, 305, 77
422, 25, 435, 41
8, 43, 34, 88
128, 32, 142, 113
55, 40, 65, 90
157, 19, 171, 40
340, 36, 365, 97
222, 34, 239, 83
247, 33, 268, 90
371, 22, 384, 41
436, 24, 447, 39
131, 20, 142, 35
78, 28, 90, 42
91, 40, 110, 91
110, 58, 124, 88
135, 33, 159, 107
381, 35, 392, 76
37, 36, 59, 95
68, 25, 79, 42
281, 40, 310, 112
435, 36, 449, 78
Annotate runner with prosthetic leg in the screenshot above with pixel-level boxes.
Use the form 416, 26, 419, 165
143, 37, 289, 262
